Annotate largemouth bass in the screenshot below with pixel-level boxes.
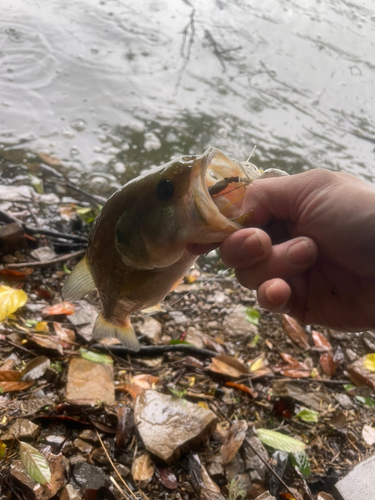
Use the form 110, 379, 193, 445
62, 148, 287, 351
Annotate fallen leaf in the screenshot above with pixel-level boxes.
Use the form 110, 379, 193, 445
295, 409, 319, 423
116, 374, 160, 399
189, 453, 225, 500
290, 451, 311, 476
249, 354, 265, 372
319, 351, 336, 376
245, 307, 260, 325
0, 269, 32, 282
79, 348, 112, 364
42, 302, 75, 316
312, 330, 332, 351
34, 321, 49, 333
256, 428, 306, 452
19, 441, 51, 485
221, 420, 248, 464
282, 315, 309, 349
317, 493, 335, 500
131, 452, 155, 483
27, 334, 64, 356
21, 356, 50, 381
280, 369, 310, 378
58, 205, 77, 221
53, 322, 75, 344
0, 285, 28, 321
362, 424, 375, 445
155, 467, 178, 490
225, 381, 257, 398
0, 381, 33, 393
364, 353, 375, 372
0, 370, 21, 381
0, 441, 6, 459
347, 356, 375, 390
279, 353, 308, 369
208, 355, 249, 378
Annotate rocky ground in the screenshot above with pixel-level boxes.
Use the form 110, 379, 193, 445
0, 167, 375, 500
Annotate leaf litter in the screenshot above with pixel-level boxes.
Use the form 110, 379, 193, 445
0, 168, 374, 500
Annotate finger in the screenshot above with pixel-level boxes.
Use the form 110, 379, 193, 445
234, 237, 317, 290
187, 242, 219, 255
257, 278, 291, 312
219, 228, 272, 268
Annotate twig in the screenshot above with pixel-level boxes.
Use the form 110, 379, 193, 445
245, 437, 303, 500
5, 338, 38, 357
92, 344, 217, 358
109, 476, 131, 499
175, 8, 195, 91
5, 249, 86, 268
95, 430, 139, 500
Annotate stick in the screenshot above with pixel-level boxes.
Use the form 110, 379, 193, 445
91, 344, 218, 358
5, 249, 85, 268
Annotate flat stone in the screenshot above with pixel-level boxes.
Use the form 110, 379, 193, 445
30, 247, 56, 261
73, 438, 93, 455
335, 454, 375, 500
65, 357, 115, 404
0, 222, 25, 253
134, 390, 217, 464
222, 307, 258, 340
68, 301, 99, 341
168, 311, 189, 324
73, 462, 109, 490
334, 393, 354, 410
185, 327, 204, 349
137, 317, 162, 345
2, 418, 40, 441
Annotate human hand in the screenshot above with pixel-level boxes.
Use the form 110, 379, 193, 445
194, 169, 375, 330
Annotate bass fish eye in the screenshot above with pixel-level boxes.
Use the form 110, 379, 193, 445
157, 179, 174, 200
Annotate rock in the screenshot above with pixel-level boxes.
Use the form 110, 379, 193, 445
78, 429, 98, 444
73, 462, 109, 490
207, 455, 224, 479
185, 327, 204, 349
73, 438, 93, 455
335, 454, 375, 500
222, 307, 258, 340
137, 317, 162, 345
168, 311, 189, 324
272, 380, 330, 411
11, 452, 65, 500
225, 453, 245, 482
134, 356, 164, 368
59, 484, 82, 500
334, 393, 354, 410
0, 222, 25, 253
134, 390, 217, 464
2, 418, 40, 441
65, 357, 115, 404
243, 436, 269, 482
30, 247, 56, 261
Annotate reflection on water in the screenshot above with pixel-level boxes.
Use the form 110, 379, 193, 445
1, 0, 375, 192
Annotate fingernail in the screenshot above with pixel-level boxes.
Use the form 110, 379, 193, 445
241, 232, 264, 259
286, 239, 313, 265
265, 283, 290, 313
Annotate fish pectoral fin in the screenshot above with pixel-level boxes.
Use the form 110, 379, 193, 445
62, 254, 96, 301
93, 313, 140, 352
141, 304, 166, 314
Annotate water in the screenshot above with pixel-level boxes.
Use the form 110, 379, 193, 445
1, 0, 375, 194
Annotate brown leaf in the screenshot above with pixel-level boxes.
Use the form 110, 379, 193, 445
221, 420, 248, 464
21, 356, 50, 381
279, 353, 309, 370
0, 370, 21, 381
42, 302, 75, 316
312, 330, 332, 351
0, 269, 32, 282
319, 352, 336, 376
53, 322, 75, 344
280, 369, 310, 378
155, 467, 178, 490
27, 334, 64, 356
282, 315, 309, 349
317, 493, 335, 500
131, 452, 155, 483
225, 381, 257, 398
0, 381, 34, 393
208, 355, 249, 378
116, 374, 160, 399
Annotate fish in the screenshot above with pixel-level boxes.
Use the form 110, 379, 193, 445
62, 147, 287, 351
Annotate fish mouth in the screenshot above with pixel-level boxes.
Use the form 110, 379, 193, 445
192, 147, 255, 233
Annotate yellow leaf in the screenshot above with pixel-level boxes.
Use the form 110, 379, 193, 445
187, 376, 195, 387
364, 353, 375, 372
198, 401, 209, 410
0, 286, 28, 322
249, 356, 264, 372
35, 321, 49, 333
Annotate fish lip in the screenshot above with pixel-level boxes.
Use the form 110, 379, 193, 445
192, 147, 244, 230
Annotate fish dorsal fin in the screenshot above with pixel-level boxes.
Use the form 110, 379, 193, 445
62, 254, 96, 302
93, 313, 140, 351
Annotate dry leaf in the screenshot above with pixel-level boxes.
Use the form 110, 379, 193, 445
27, 334, 64, 356
282, 315, 309, 349
58, 205, 77, 221
364, 353, 375, 372
280, 369, 310, 379
53, 322, 75, 344
42, 302, 75, 316
362, 425, 375, 446
34, 321, 49, 333
319, 352, 336, 376
221, 420, 248, 464
0, 370, 21, 381
225, 381, 257, 398
0, 269, 32, 282
0, 381, 34, 393
249, 354, 265, 372
312, 331, 332, 351
117, 374, 160, 399
208, 355, 249, 378
0, 285, 28, 321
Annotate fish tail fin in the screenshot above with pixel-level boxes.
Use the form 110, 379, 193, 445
93, 313, 140, 351
62, 254, 96, 301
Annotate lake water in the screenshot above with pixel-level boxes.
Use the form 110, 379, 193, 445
1, 0, 375, 194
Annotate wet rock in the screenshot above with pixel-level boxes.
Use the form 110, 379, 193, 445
65, 357, 115, 404
189, 454, 225, 500
243, 436, 268, 482
222, 307, 258, 340
185, 326, 204, 349
334, 393, 354, 410
68, 300, 99, 341
31, 246, 56, 261
137, 317, 162, 345
78, 429, 98, 444
0, 222, 25, 253
11, 452, 65, 500
73, 462, 109, 490
59, 484, 82, 500
207, 455, 224, 479
335, 453, 375, 500
134, 390, 217, 464
73, 438, 93, 455
168, 310, 189, 324
225, 453, 245, 482
2, 418, 40, 441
